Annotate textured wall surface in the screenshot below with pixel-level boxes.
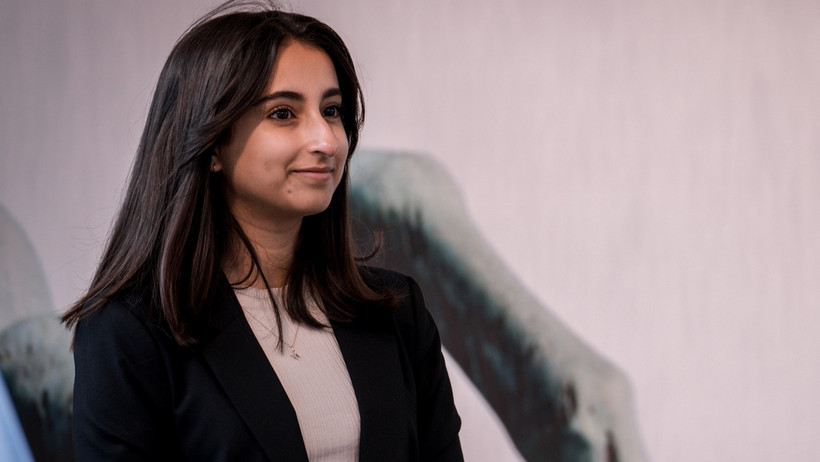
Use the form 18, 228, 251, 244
1, 1, 818, 460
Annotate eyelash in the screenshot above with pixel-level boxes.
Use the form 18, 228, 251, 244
268, 107, 294, 120
323, 105, 342, 118
267, 105, 343, 121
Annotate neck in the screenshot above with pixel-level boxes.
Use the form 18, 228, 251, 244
222, 216, 302, 289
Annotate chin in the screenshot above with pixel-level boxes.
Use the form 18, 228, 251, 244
300, 201, 334, 218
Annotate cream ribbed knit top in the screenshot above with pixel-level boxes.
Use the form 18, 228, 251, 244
235, 287, 360, 462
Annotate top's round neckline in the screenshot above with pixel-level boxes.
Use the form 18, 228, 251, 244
233, 285, 283, 301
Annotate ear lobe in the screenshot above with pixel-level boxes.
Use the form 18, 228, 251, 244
210, 154, 222, 173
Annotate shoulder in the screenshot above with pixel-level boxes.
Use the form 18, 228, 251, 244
76, 288, 156, 334
357, 265, 414, 292
357, 265, 425, 319
73, 290, 168, 367
71, 291, 179, 458
72, 290, 175, 415
357, 265, 433, 352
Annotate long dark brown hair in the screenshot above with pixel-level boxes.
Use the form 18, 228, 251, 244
61, 1, 395, 346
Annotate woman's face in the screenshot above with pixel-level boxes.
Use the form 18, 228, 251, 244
215, 40, 349, 231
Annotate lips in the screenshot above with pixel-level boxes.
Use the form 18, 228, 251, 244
293, 166, 333, 173
292, 166, 335, 181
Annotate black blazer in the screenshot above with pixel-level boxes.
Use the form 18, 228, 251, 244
72, 267, 463, 461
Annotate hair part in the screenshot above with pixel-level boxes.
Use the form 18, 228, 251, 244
62, 1, 395, 346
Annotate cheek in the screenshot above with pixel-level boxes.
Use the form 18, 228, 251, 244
336, 134, 349, 180
336, 125, 350, 152
332, 165, 346, 189
337, 150, 349, 180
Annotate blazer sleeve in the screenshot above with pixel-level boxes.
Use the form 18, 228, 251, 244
72, 300, 179, 461
402, 276, 464, 462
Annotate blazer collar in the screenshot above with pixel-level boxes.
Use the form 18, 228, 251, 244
199, 275, 410, 462
200, 275, 309, 461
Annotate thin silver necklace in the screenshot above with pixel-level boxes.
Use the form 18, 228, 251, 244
242, 306, 301, 360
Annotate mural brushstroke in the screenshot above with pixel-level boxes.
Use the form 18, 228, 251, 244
0, 204, 72, 461
350, 151, 648, 462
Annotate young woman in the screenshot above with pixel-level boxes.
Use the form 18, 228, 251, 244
61, 3, 463, 461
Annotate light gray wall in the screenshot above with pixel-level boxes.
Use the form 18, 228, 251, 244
2, 0, 818, 460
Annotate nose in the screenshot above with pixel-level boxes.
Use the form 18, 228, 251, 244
306, 113, 340, 157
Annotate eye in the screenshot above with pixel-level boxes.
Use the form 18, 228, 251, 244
323, 104, 342, 118
268, 108, 294, 120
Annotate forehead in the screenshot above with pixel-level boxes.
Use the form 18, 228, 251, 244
265, 40, 339, 92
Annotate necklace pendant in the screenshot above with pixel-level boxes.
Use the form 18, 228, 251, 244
290, 348, 300, 360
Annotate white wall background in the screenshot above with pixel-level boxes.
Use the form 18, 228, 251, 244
2, 0, 819, 460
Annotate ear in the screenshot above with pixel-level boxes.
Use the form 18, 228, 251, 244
210, 154, 223, 173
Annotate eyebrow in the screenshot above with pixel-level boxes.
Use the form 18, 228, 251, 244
255, 88, 342, 105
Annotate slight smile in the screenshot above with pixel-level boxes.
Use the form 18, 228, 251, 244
292, 167, 334, 181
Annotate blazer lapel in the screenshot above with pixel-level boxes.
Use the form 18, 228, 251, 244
200, 277, 309, 462
333, 315, 411, 462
